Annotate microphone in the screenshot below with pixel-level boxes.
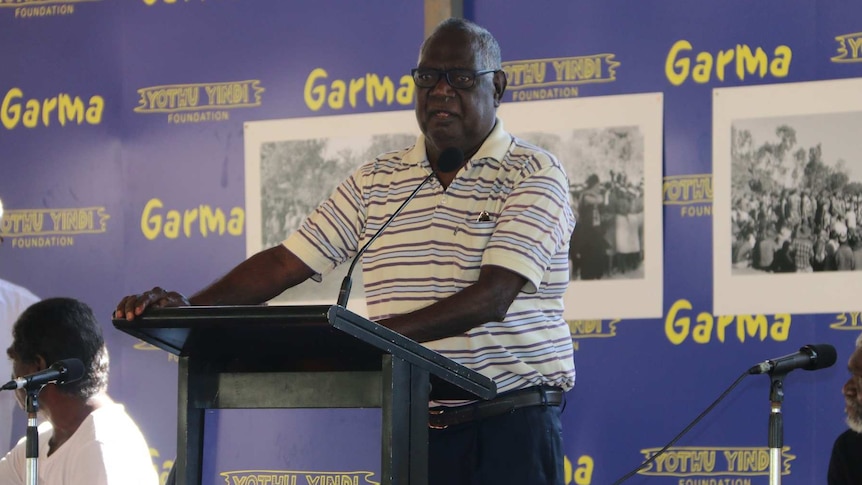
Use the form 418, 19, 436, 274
748, 343, 837, 375
336, 146, 464, 308
1, 358, 85, 391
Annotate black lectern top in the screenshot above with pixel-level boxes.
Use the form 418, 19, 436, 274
113, 304, 496, 400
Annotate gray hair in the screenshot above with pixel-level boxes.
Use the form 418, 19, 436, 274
420, 18, 502, 70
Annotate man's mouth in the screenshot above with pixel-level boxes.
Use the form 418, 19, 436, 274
846, 400, 862, 422
430, 110, 456, 119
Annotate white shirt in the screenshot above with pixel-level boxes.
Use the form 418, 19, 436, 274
0, 279, 38, 452
0, 402, 159, 485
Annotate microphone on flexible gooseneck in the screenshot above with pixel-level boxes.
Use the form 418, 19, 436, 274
747, 343, 837, 375
610, 342, 837, 485
336, 147, 464, 308
1, 358, 85, 391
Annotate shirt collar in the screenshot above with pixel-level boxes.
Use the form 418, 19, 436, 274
402, 119, 511, 168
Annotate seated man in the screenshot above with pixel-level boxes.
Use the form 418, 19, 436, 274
0, 298, 158, 485
829, 332, 862, 484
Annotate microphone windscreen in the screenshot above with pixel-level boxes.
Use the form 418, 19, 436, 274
437, 147, 464, 173
55, 358, 85, 383
804, 343, 837, 370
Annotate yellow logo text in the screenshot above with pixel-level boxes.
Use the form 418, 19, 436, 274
567, 319, 619, 351
505, 54, 619, 87
830, 312, 862, 330
665, 299, 790, 345
831, 32, 862, 63
564, 455, 593, 485
664, 174, 713, 218
1, 206, 109, 249
665, 40, 791, 86
664, 174, 713, 205
1, 0, 99, 18
142, 0, 210, 4
303, 68, 413, 112
0, 0, 96, 4
141, 198, 243, 240
1, 88, 103, 129
568, 319, 618, 340
639, 446, 794, 477
150, 448, 174, 485
503, 54, 618, 102
220, 470, 379, 485
134, 80, 263, 113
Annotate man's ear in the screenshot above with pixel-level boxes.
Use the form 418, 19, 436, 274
493, 70, 507, 107
34, 355, 47, 372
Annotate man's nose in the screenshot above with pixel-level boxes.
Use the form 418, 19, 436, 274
430, 74, 456, 97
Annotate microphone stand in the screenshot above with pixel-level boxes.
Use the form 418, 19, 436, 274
25, 387, 41, 485
336, 173, 436, 308
767, 372, 786, 485
335, 147, 464, 308
336, 146, 464, 308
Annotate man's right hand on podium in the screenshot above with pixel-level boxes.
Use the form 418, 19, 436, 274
114, 287, 191, 321
114, 246, 316, 321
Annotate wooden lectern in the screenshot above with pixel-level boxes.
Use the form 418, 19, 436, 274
113, 305, 496, 485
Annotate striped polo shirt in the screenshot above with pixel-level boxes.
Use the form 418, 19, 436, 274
284, 120, 576, 397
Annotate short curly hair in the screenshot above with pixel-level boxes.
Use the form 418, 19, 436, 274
7, 297, 109, 399
420, 18, 503, 71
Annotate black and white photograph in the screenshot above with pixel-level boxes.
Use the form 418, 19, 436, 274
730, 113, 862, 276
501, 94, 663, 320
520, 126, 646, 282
713, 78, 862, 315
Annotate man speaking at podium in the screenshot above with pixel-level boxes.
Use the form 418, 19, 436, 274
117, 18, 576, 485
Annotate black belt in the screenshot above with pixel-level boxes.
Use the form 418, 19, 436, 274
428, 385, 563, 429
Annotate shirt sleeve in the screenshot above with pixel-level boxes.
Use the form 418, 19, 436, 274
482, 163, 575, 294
283, 169, 366, 277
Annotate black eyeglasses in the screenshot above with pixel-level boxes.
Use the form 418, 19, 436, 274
411, 68, 498, 89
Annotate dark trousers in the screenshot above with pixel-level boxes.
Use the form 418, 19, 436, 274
428, 404, 564, 485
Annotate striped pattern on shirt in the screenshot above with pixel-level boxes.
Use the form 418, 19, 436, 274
285, 121, 576, 399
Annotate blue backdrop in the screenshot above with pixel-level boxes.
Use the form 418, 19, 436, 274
1, 1, 861, 484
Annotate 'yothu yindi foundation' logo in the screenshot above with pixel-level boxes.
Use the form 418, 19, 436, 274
220, 470, 379, 485
1, 206, 110, 249
503, 54, 620, 102
134, 80, 264, 124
